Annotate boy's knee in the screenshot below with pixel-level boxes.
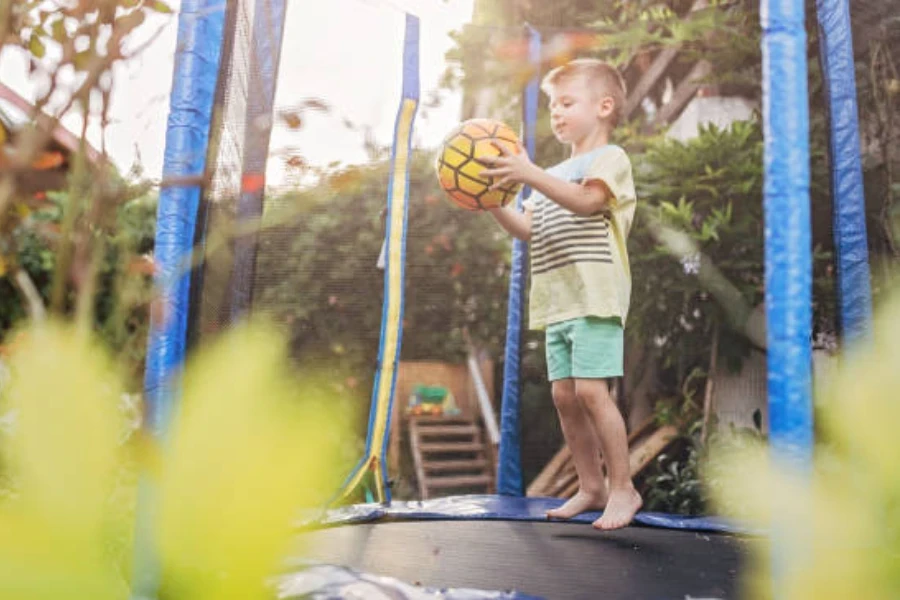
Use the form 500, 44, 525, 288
552, 387, 578, 414
574, 380, 612, 409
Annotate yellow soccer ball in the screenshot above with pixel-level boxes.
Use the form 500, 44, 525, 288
435, 118, 522, 211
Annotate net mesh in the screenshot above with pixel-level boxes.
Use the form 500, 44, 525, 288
188, 0, 255, 345
182, 0, 897, 503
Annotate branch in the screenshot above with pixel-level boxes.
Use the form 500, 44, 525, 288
701, 323, 719, 444
639, 204, 766, 350
12, 268, 46, 322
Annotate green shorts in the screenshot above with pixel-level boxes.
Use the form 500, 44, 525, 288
545, 316, 624, 381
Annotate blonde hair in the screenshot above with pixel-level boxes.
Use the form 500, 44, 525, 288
541, 58, 628, 126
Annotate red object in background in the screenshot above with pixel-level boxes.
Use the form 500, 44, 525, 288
241, 172, 265, 193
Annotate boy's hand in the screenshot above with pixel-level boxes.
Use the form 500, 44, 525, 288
479, 141, 537, 190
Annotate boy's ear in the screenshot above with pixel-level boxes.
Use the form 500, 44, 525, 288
597, 96, 616, 120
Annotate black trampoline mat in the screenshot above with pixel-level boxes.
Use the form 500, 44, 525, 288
295, 520, 753, 599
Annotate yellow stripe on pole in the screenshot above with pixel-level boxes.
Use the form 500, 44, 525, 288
369, 97, 416, 459
333, 97, 417, 506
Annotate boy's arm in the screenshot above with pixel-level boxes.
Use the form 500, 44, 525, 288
524, 168, 611, 217
487, 204, 532, 241
480, 143, 611, 217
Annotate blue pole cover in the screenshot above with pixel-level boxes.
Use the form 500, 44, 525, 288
134, 2, 226, 597
497, 24, 540, 496
816, 0, 873, 346
761, 0, 814, 465
143, 0, 226, 437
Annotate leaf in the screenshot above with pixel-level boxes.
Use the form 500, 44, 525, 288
147, 0, 173, 12
51, 18, 67, 43
73, 50, 93, 70
0, 324, 123, 599
158, 323, 347, 599
28, 34, 46, 59
116, 9, 146, 34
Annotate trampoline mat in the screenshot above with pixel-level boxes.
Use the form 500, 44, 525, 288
296, 519, 752, 599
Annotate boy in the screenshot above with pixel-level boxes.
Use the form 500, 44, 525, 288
480, 58, 640, 530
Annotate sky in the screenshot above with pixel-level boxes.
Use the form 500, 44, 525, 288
0, 0, 475, 187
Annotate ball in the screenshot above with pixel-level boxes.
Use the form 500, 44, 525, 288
435, 118, 522, 211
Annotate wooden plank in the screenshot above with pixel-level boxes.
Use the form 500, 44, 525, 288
413, 416, 476, 425
555, 471, 580, 499
560, 477, 580, 499
557, 425, 677, 499
485, 442, 497, 493
543, 459, 578, 498
466, 342, 500, 445
622, 0, 709, 120
624, 46, 681, 119
416, 425, 479, 437
427, 474, 493, 489
527, 415, 657, 497
646, 59, 713, 133
408, 420, 430, 500
423, 458, 489, 472
629, 425, 679, 475
419, 442, 485, 453
526, 445, 572, 496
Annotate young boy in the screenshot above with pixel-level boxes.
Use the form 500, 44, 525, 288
480, 58, 640, 530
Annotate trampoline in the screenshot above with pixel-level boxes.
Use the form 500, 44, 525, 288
300, 522, 744, 599
290, 496, 752, 599
136, 0, 871, 598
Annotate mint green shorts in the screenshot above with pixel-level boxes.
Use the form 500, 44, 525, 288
545, 316, 624, 381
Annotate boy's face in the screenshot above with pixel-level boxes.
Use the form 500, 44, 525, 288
547, 74, 615, 145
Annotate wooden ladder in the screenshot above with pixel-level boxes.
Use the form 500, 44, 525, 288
409, 416, 494, 499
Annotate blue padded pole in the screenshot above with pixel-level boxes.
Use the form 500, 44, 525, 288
761, 0, 814, 596
229, 0, 289, 320
497, 23, 540, 496
761, 0, 814, 472
143, 0, 226, 438
133, 0, 226, 597
815, 0, 873, 346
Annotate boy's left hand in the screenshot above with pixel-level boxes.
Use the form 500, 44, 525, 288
480, 141, 536, 190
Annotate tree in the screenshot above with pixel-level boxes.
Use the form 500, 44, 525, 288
0, 0, 169, 379
0, 180, 157, 384
252, 154, 513, 390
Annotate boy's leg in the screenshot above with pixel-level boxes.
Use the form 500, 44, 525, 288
574, 378, 642, 530
545, 378, 608, 519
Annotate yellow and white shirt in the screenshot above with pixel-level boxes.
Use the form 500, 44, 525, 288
525, 145, 637, 330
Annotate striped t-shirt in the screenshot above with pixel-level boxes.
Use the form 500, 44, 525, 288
525, 145, 637, 330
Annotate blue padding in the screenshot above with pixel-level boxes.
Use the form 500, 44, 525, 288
760, 0, 814, 469
143, 0, 226, 437
314, 495, 754, 536
816, 0, 873, 346
401, 13, 420, 102
497, 24, 540, 497
134, 2, 226, 597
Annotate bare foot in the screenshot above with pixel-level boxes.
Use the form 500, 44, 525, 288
592, 487, 642, 530
546, 489, 607, 520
